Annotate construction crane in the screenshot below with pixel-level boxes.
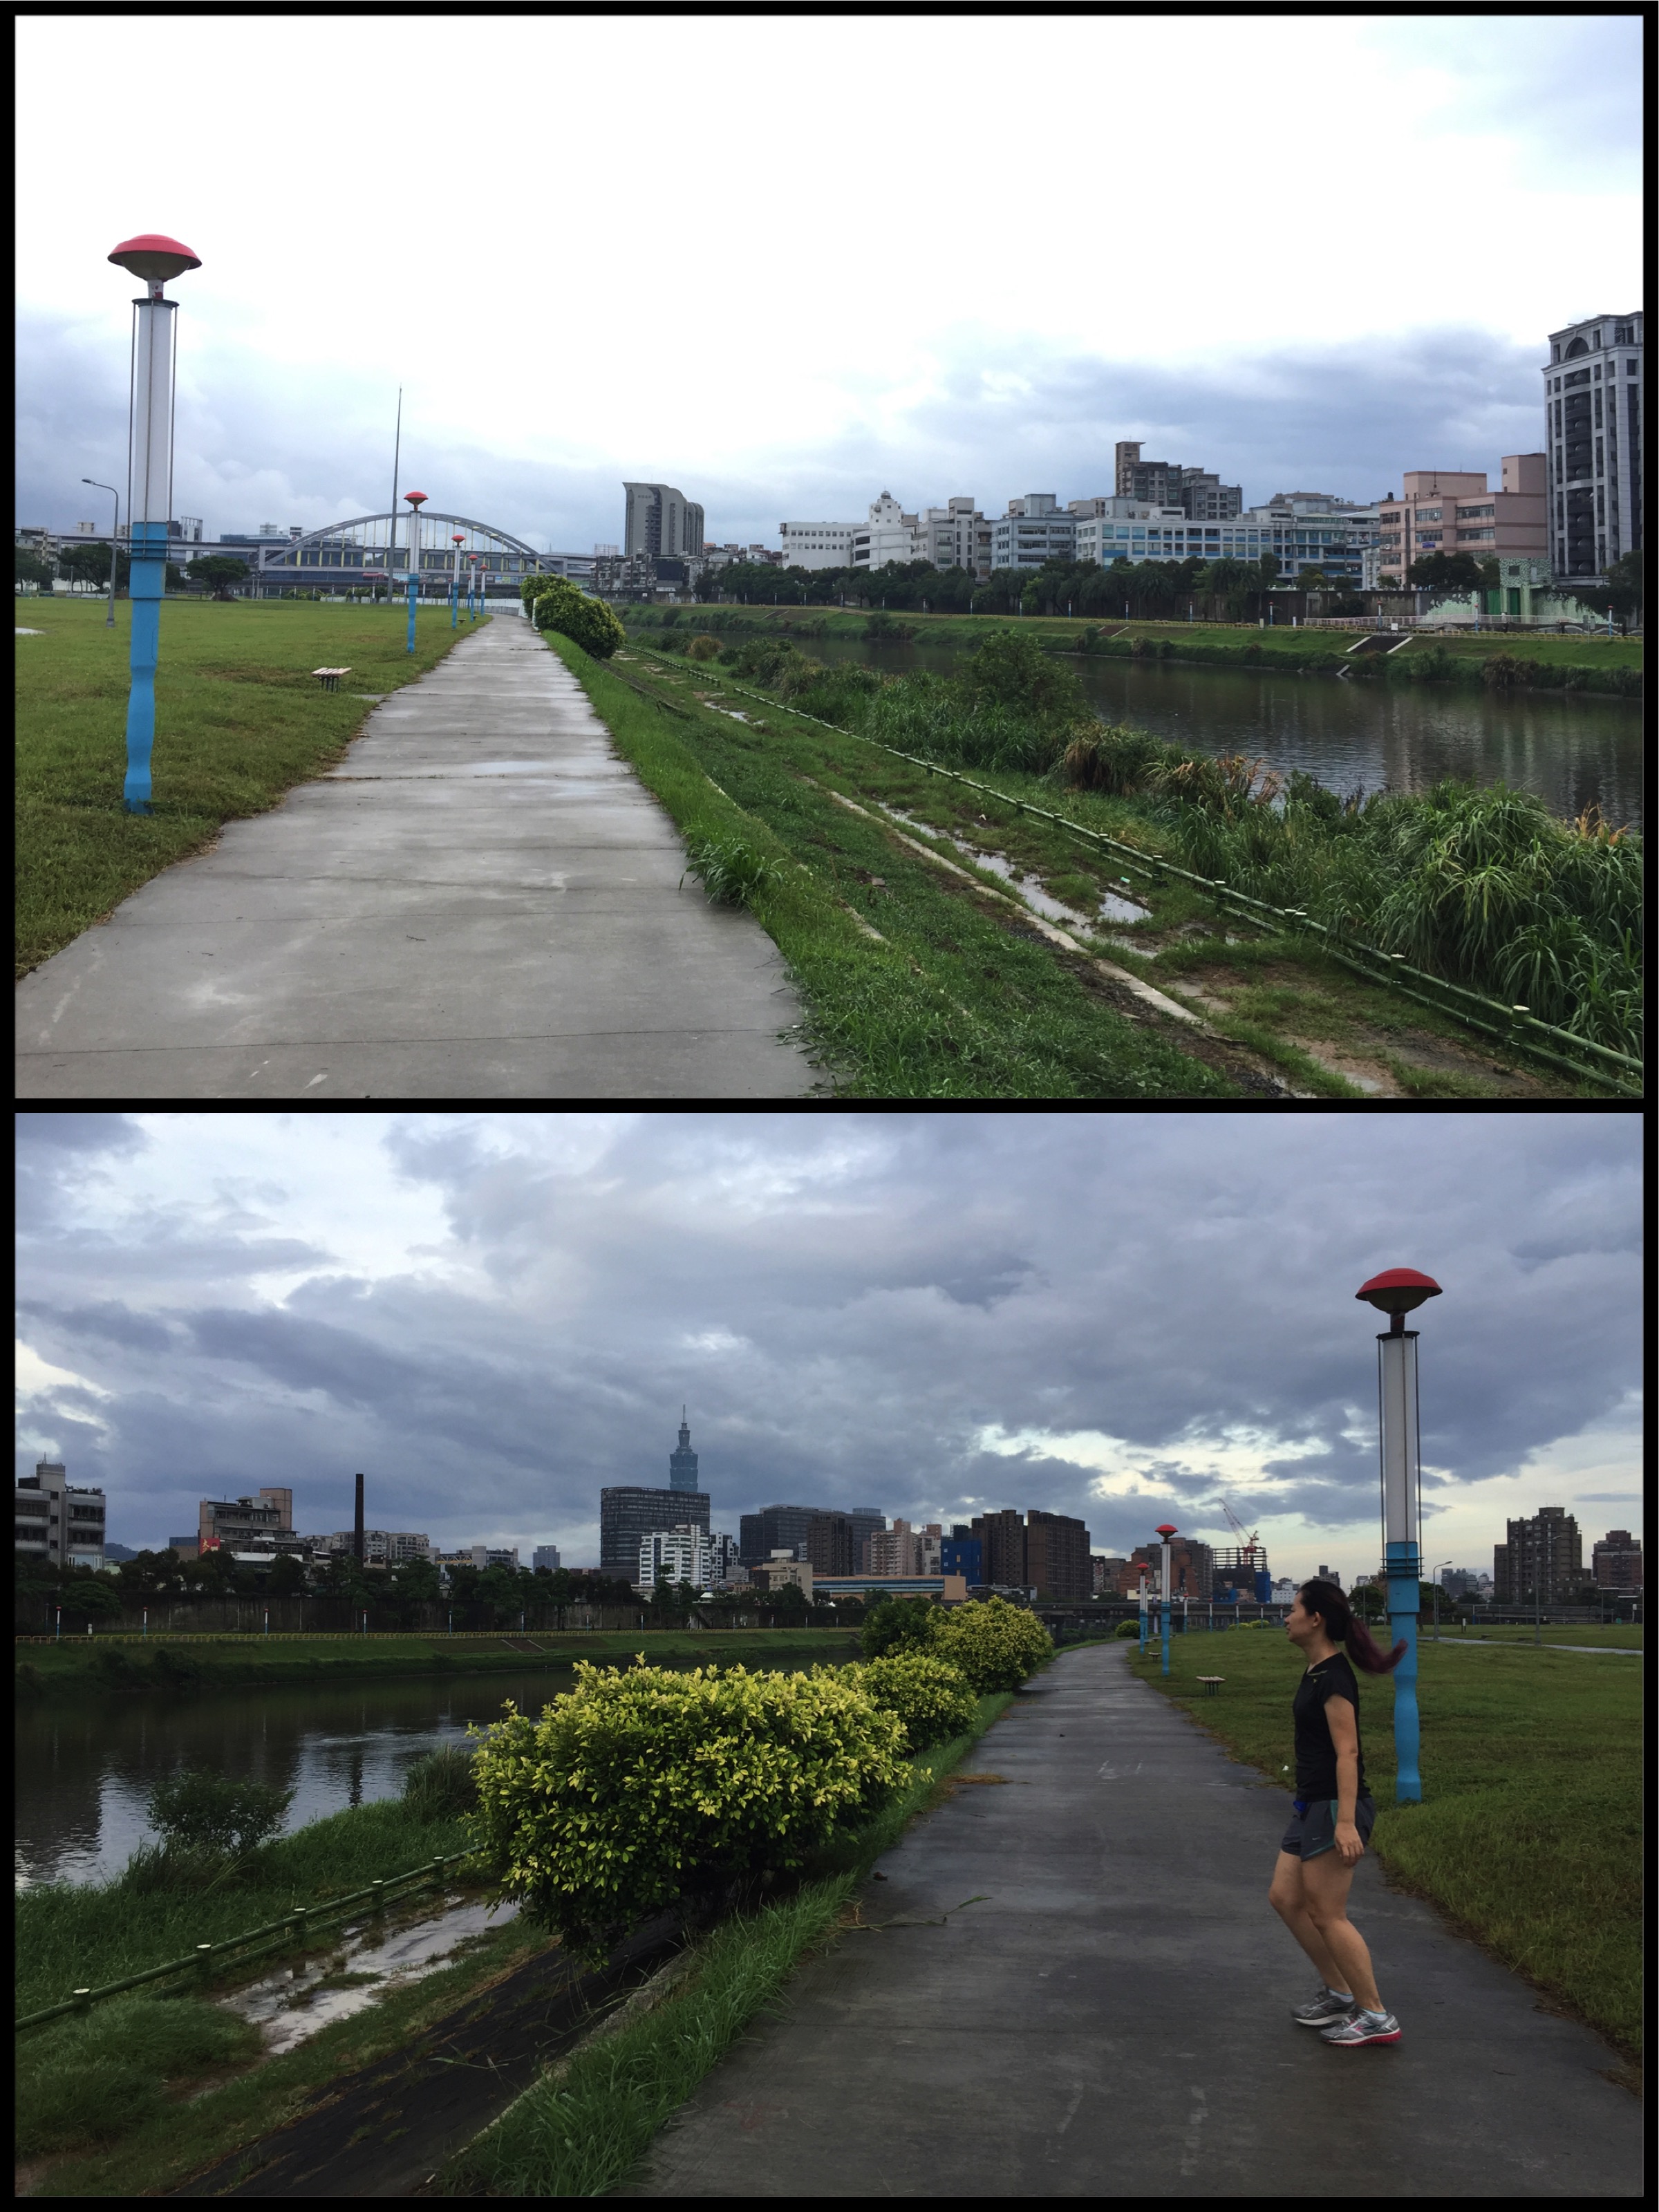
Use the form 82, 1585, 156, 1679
1219, 1499, 1262, 1567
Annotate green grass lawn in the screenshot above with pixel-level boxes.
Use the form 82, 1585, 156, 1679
592, 639, 1606, 1100
15, 597, 476, 977
16, 1626, 861, 1698
1128, 1628, 1642, 2061
1438, 1621, 1643, 1648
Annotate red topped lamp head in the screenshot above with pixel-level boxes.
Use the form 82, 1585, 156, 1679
1356, 1268, 1442, 1333
1155, 1524, 1179, 1540
109, 234, 200, 295
404, 491, 427, 508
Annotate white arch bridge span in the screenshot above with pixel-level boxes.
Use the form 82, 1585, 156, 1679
238, 513, 592, 597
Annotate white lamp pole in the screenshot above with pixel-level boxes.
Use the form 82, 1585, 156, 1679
106, 233, 200, 810
1355, 1267, 1443, 1804
404, 492, 427, 653
1156, 1523, 1177, 1675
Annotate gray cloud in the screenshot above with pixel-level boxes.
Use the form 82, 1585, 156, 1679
14, 1114, 1640, 1568
17, 320, 1553, 554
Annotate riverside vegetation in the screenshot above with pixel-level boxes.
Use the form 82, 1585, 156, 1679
16, 1601, 1051, 2197
576, 622, 1636, 1096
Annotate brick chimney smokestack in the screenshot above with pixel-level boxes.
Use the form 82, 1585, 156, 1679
354, 1472, 364, 1566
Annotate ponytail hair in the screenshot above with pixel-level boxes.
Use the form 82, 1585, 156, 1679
1297, 1580, 1406, 1675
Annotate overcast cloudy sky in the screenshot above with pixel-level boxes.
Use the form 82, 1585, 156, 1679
16, 17, 1640, 553
15, 1113, 1641, 1583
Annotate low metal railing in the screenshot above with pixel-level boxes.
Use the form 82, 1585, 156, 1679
626, 643, 1642, 1098
15, 1850, 478, 2034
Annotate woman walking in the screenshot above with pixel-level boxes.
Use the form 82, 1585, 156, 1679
1268, 1579, 1405, 2047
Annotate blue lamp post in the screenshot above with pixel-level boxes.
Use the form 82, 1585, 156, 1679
403, 491, 427, 652
1156, 1523, 1177, 1676
1356, 1267, 1443, 1804
450, 532, 465, 628
106, 233, 201, 811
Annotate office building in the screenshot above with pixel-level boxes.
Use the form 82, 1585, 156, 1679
1591, 1529, 1642, 1591
1438, 1567, 1481, 1599
623, 482, 705, 561
15, 1459, 106, 1571
310, 1528, 429, 1565
602, 1485, 711, 1579
990, 495, 1077, 571
1091, 1553, 1129, 1596
749, 1553, 814, 1597
942, 1535, 983, 1584
1374, 458, 1546, 590
740, 1503, 885, 1567
429, 1545, 521, 1573
1493, 1506, 1582, 1605
1114, 442, 1242, 518
708, 1530, 744, 1585
851, 491, 925, 571
532, 1544, 563, 1573
814, 1573, 969, 1604
638, 1525, 715, 1591
194, 1489, 310, 1557
1544, 311, 1642, 583
668, 1409, 701, 1493
1071, 496, 1379, 584
1024, 1510, 1092, 1603
918, 498, 991, 577
779, 520, 861, 570
865, 1519, 945, 1577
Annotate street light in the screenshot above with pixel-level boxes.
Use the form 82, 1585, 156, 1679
1356, 1266, 1443, 1803
106, 232, 201, 811
1155, 1523, 1178, 1676
403, 492, 427, 653
82, 478, 120, 627
451, 533, 465, 628
1433, 1559, 1452, 1642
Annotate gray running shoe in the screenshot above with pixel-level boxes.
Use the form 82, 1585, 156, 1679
1291, 1985, 1358, 2027
1320, 2007, 1401, 2046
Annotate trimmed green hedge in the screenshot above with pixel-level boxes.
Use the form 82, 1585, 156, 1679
853, 1650, 977, 1749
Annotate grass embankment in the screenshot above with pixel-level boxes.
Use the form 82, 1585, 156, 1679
15, 1794, 520, 2185
1441, 1622, 1643, 1648
440, 1691, 1015, 2197
628, 605, 1643, 691
572, 635, 1613, 1100
1127, 1629, 1642, 2063
15, 598, 476, 977
547, 635, 1241, 1099
15, 1627, 859, 1698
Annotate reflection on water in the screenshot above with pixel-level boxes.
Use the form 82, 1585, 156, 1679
16, 1650, 836, 1890
14, 1670, 571, 1891
800, 637, 1645, 831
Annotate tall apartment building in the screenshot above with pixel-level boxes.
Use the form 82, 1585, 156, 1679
1591, 1529, 1642, 1591
806, 1512, 857, 1576
990, 495, 1077, 571
1543, 311, 1642, 583
15, 1459, 106, 1571
1492, 1506, 1582, 1605
863, 1519, 945, 1577
532, 1544, 563, 1572
601, 1485, 711, 1579
1122, 1537, 1215, 1601
1024, 1509, 1092, 1603
919, 497, 992, 577
1114, 442, 1242, 518
1374, 458, 1546, 590
622, 482, 704, 561
637, 1524, 714, 1591
740, 1503, 885, 1566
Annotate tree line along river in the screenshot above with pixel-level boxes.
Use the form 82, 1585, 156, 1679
798, 635, 1645, 832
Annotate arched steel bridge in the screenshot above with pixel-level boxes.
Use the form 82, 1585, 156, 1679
245, 511, 586, 592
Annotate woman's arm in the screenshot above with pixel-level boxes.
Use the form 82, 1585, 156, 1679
1325, 1693, 1363, 1862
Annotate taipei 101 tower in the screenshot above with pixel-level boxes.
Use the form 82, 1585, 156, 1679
668, 1408, 700, 1493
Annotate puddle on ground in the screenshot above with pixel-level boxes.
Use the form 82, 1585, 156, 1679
876, 804, 1147, 927
214, 1891, 518, 2059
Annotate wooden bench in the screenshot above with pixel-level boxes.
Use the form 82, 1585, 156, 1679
1197, 1676, 1224, 1697
312, 666, 351, 691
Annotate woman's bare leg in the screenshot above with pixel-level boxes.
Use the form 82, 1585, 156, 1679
1300, 1850, 1383, 2012
1268, 1850, 1349, 1990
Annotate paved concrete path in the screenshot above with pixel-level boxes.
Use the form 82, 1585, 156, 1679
17, 617, 816, 1098
629, 1642, 1640, 2198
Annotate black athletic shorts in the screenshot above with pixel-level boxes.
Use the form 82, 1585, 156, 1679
1280, 1793, 1376, 1861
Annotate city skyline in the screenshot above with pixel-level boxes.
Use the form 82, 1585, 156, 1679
15, 18, 1640, 555
15, 1114, 1641, 1582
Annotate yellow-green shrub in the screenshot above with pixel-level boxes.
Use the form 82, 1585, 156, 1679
468, 1661, 908, 1954
521, 574, 626, 659
853, 1651, 977, 1750
932, 1597, 1053, 1694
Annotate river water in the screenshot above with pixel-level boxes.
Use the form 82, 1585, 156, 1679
15, 1651, 837, 1891
796, 637, 1645, 832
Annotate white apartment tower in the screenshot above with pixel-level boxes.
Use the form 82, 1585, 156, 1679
1543, 312, 1642, 583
